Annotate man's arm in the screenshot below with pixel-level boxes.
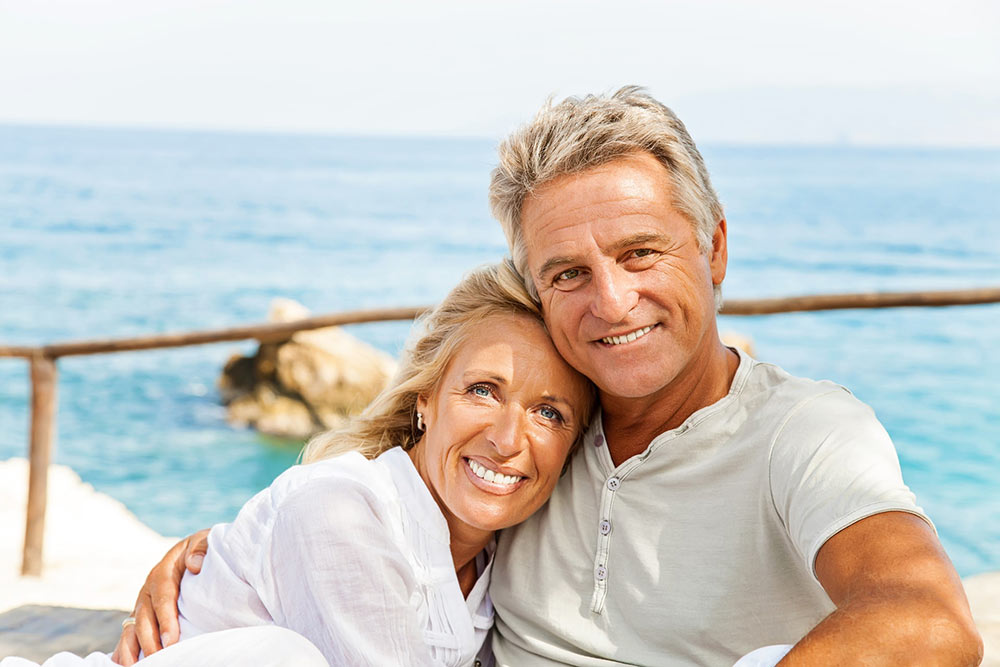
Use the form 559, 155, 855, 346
111, 529, 209, 665
778, 512, 983, 666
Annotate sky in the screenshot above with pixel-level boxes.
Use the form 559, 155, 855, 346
0, 0, 998, 145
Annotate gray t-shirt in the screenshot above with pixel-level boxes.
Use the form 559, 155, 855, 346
490, 349, 929, 666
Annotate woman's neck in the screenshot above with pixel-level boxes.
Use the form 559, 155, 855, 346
447, 523, 493, 598
405, 443, 493, 598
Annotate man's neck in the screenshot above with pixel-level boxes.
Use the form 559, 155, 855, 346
600, 342, 740, 467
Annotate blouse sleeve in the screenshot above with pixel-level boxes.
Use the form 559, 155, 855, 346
258, 475, 438, 666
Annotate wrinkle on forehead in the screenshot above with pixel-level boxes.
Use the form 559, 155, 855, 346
523, 153, 672, 225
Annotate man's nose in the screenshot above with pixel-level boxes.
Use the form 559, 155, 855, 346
486, 406, 526, 457
590, 265, 639, 323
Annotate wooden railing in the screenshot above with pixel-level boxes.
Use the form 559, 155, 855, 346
1, 306, 428, 577
2, 287, 999, 576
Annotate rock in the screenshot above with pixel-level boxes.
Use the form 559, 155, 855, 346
218, 353, 256, 404
721, 331, 755, 357
218, 299, 397, 440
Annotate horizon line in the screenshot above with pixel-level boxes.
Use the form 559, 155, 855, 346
2, 119, 999, 152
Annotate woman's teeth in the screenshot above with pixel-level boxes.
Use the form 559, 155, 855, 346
602, 325, 654, 346
467, 459, 521, 486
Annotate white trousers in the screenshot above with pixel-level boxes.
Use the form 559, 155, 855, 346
3, 634, 791, 667
732, 643, 794, 666
0, 626, 327, 667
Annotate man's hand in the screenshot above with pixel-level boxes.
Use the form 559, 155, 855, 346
779, 512, 983, 666
111, 529, 210, 665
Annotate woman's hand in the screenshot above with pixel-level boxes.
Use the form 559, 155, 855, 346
111, 529, 210, 665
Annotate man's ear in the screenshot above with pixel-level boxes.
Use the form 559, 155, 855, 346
710, 218, 728, 286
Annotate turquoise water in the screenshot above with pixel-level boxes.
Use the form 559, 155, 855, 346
1, 126, 997, 576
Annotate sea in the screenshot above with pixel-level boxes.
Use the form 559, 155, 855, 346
0, 125, 997, 577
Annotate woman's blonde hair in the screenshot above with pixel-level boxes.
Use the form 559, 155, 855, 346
301, 259, 596, 464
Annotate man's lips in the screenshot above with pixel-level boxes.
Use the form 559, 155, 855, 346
596, 324, 658, 346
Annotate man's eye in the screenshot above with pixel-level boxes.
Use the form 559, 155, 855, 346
555, 268, 580, 282
632, 248, 655, 258
539, 406, 563, 422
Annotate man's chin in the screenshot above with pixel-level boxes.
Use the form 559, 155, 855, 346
594, 372, 675, 403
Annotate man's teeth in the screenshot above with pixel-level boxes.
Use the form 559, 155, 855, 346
602, 325, 654, 346
467, 459, 521, 486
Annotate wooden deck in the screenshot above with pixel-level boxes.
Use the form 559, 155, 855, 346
0, 605, 126, 661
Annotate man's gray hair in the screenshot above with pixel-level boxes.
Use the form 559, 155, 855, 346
489, 86, 724, 306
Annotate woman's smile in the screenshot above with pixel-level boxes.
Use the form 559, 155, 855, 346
463, 456, 526, 494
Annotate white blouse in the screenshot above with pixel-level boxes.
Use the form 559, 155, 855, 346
177, 447, 495, 666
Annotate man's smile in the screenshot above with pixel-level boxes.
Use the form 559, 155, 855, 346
598, 324, 658, 346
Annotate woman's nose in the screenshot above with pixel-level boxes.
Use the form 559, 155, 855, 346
486, 406, 526, 457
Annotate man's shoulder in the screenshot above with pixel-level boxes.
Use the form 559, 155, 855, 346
738, 352, 857, 413
727, 352, 885, 450
739, 355, 895, 469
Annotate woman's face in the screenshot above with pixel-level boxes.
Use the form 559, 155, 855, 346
410, 313, 592, 536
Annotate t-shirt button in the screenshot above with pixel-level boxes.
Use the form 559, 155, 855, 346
606, 476, 621, 491
594, 434, 605, 447
599, 519, 612, 535
595, 565, 608, 581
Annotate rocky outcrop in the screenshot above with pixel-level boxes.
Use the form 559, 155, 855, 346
721, 331, 756, 357
219, 299, 397, 440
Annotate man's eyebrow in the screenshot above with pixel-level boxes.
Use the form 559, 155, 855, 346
537, 255, 577, 280
537, 232, 672, 279
607, 232, 670, 253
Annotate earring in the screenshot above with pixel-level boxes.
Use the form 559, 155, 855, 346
416, 412, 425, 432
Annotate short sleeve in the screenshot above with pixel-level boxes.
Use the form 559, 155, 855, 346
768, 388, 932, 579
259, 477, 438, 666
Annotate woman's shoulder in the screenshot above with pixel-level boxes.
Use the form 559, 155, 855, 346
216, 448, 417, 551
267, 451, 396, 509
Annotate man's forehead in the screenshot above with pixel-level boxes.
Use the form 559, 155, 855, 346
521, 159, 678, 256
522, 154, 672, 224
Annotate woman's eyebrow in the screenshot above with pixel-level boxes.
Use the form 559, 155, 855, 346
462, 370, 508, 385
541, 393, 575, 411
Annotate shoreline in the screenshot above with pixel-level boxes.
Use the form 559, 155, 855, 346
1, 457, 996, 663
1, 458, 178, 614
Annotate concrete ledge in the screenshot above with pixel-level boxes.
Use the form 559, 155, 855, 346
0, 605, 125, 661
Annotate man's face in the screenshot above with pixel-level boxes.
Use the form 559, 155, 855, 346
520, 152, 727, 401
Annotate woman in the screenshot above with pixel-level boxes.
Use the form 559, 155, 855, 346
3, 260, 596, 667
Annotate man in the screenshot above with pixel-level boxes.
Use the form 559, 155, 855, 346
117, 88, 983, 666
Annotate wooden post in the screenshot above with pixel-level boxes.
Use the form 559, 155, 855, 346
22, 354, 58, 576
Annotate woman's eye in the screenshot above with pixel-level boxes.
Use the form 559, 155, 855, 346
470, 385, 492, 398
539, 406, 563, 422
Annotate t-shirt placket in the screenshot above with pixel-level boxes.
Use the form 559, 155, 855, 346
589, 446, 642, 614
